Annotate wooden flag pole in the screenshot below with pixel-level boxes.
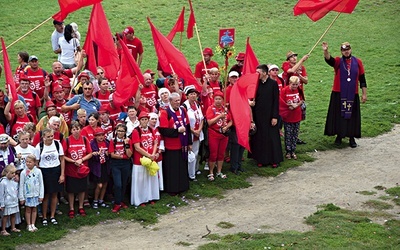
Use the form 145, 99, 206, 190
308, 12, 342, 55
68, 53, 84, 99
194, 23, 207, 72
0, 16, 53, 53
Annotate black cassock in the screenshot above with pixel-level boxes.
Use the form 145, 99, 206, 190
250, 78, 283, 165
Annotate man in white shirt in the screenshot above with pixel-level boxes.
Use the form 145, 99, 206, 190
51, 20, 64, 61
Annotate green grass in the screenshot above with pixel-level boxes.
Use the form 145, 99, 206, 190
1, 0, 399, 248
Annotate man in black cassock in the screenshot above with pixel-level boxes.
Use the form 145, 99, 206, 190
250, 64, 283, 167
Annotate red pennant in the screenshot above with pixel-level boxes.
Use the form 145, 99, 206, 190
187, 0, 196, 39
1, 38, 18, 109
230, 38, 260, 151
148, 17, 201, 92
83, 3, 120, 80
167, 7, 185, 41
113, 38, 144, 106
294, 0, 359, 21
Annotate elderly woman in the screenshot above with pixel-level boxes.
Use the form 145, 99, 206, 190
34, 128, 64, 226
36, 101, 69, 137
130, 112, 159, 206
156, 88, 171, 111
158, 92, 192, 195
206, 91, 232, 181
182, 85, 204, 180
280, 76, 304, 160
62, 121, 92, 218
58, 24, 80, 69
32, 116, 65, 146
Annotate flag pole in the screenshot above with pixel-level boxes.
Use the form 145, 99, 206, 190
194, 23, 208, 72
308, 12, 342, 55
68, 53, 84, 99
0, 16, 53, 53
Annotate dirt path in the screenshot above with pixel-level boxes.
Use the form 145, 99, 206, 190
22, 125, 400, 249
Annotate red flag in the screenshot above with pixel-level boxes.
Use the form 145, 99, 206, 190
113, 38, 144, 106
230, 38, 260, 151
1, 38, 18, 108
242, 37, 260, 98
167, 7, 185, 42
52, 0, 102, 21
294, 0, 359, 21
83, 3, 120, 80
148, 17, 201, 91
187, 0, 196, 39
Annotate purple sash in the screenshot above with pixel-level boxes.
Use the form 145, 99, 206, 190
167, 107, 189, 160
340, 56, 358, 119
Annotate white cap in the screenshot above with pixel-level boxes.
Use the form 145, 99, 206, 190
268, 64, 279, 71
228, 71, 239, 77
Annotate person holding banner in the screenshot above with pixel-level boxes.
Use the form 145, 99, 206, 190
322, 41, 367, 148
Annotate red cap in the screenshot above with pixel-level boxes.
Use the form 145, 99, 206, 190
203, 47, 214, 56
144, 69, 155, 75
235, 52, 245, 61
138, 112, 149, 120
45, 100, 56, 109
94, 127, 105, 136
78, 72, 89, 81
213, 91, 224, 99
19, 73, 30, 82
53, 85, 63, 93
124, 26, 134, 34
61, 78, 71, 88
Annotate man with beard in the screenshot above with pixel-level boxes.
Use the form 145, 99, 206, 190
322, 42, 367, 148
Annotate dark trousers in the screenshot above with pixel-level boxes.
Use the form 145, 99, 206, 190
111, 159, 131, 205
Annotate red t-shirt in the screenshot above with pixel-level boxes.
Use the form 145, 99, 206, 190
81, 125, 96, 142
206, 105, 231, 132
125, 37, 143, 61
103, 104, 125, 122
48, 69, 73, 93
10, 114, 34, 137
24, 67, 47, 99
141, 84, 157, 110
159, 108, 189, 150
279, 86, 302, 123
194, 60, 219, 82
281, 61, 307, 90
208, 80, 221, 93
95, 90, 110, 106
17, 90, 41, 119
131, 127, 156, 165
63, 135, 92, 177
54, 100, 72, 125
96, 141, 108, 164
109, 139, 132, 159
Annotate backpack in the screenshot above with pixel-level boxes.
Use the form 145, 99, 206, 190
39, 140, 60, 156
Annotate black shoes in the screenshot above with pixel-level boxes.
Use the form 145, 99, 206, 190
334, 136, 342, 145
349, 137, 357, 148
297, 139, 306, 144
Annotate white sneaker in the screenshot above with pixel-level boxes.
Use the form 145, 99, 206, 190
204, 163, 209, 171
27, 225, 34, 232
32, 225, 38, 231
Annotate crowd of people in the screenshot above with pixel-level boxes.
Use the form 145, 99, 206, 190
0, 19, 367, 236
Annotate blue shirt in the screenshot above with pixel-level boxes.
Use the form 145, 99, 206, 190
66, 94, 101, 120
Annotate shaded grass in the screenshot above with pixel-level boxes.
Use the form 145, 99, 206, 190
363, 200, 394, 210
357, 190, 377, 196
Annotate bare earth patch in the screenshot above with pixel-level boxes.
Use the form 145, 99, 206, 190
20, 125, 400, 249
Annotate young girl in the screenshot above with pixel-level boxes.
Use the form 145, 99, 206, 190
0, 164, 20, 236
18, 155, 44, 232
15, 131, 36, 170
89, 128, 110, 209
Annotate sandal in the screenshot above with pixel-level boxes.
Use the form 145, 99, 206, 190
291, 153, 297, 160
216, 172, 227, 179
1, 230, 10, 236
207, 174, 214, 181
11, 228, 21, 233
68, 210, 75, 219
99, 201, 109, 208
78, 208, 87, 217
285, 153, 292, 159
42, 219, 48, 226
50, 217, 58, 225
